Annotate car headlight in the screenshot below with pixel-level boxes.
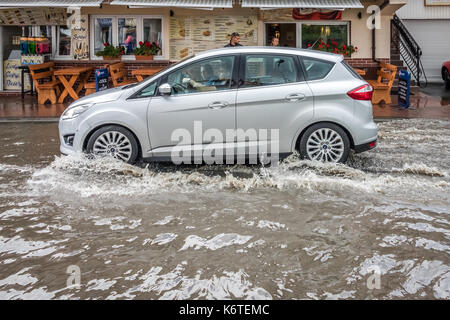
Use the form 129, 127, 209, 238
61, 103, 94, 120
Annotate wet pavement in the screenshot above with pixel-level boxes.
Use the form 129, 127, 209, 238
1, 83, 449, 120
0, 119, 449, 299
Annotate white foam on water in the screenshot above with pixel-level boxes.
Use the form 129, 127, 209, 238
151, 233, 178, 245
180, 233, 253, 251
26, 154, 450, 203
111, 265, 272, 300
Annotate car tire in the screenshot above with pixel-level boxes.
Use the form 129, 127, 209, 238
444, 69, 450, 90
299, 122, 350, 163
86, 125, 139, 164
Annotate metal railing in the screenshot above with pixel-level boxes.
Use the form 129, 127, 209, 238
392, 14, 427, 87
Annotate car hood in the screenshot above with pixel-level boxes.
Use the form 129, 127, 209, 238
69, 86, 128, 108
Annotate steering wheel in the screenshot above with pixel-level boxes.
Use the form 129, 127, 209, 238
172, 83, 187, 93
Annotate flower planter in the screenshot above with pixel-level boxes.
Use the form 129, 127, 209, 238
101, 56, 122, 61
135, 55, 154, 61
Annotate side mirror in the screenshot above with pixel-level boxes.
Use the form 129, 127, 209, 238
159, 83, 172, 95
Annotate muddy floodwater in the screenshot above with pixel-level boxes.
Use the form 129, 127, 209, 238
0, 119, 449, 300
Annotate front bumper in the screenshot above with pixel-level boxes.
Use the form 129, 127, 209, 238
58, 116, 91, 156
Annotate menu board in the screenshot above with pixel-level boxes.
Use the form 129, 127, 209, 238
72, 14, 89, 60
169, 15, 257, 60
0, 8, 67, 25
3, 60, 31, 91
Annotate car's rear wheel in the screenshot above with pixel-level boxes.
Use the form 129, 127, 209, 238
299, 123, 350, 163
86, 125, 139, 164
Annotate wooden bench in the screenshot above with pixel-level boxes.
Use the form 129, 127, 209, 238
28, 62, 61, 104
108, 62, 136, 87
367, 62, 397, 105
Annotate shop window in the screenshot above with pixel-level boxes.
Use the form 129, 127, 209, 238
93, 17, 113, 55
118, 18, 137, 55
243, 55, 298, 87
90, 16, 164, 59
143, 19, 162, 54
57, 25, 71, 57
301, 24, 348, 49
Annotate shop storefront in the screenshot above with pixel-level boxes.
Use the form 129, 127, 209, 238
0, 0, 407, 93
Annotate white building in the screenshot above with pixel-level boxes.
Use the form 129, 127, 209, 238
396, 0, 450, 83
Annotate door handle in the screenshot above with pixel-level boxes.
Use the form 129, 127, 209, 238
285, 93, 306, 102
208, 101, 229, 109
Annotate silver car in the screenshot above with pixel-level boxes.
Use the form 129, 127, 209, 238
59, 47, 377, 164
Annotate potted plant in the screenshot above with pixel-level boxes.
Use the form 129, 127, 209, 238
95, 43, 125, 60
307, 38, 357, 58
133, 41, 161, 61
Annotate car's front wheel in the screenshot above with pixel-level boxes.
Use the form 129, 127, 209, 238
86, 125, 139, 164
299, 123, 350, 163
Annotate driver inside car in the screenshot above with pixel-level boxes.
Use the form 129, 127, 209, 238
185, 63, 219, 91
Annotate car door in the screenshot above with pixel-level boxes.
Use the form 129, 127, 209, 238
235, 54, 314, 159
147, 55, 238, 162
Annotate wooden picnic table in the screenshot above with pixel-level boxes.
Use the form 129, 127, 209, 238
54, 66, 93, 103
132, 67, 165, 82
354, 68, 366, 76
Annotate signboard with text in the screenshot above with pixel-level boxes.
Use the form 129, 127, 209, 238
95, 68, 109, 92
398, 70, 411, 108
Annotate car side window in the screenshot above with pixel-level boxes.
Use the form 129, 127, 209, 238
134, 81, 158, 98
243, 55, 298, 88
166, 56, 235, 95
301, 58, 335, 81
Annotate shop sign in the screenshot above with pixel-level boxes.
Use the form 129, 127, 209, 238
398, 70, 411, 108
292, 9, 342, 20
72, 14, 89, 60
3, 60, 30, 91
95, 68, 109, 92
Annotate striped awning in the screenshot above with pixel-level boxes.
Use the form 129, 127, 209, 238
110, 0, 233, 8
0, 0, 102, 7
241, 0, 364, 9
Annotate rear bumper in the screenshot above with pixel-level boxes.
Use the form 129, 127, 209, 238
354, 139, 377, 153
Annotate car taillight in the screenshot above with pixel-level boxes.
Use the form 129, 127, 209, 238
347, 84, 373, 101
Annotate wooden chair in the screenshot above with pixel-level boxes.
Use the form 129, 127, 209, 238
367, 62, 397, 105
28, 62, 61, 104
108, 62, 136, 87
84, 82, 96, 96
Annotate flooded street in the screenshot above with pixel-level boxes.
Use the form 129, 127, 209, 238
0, 119, 449, 300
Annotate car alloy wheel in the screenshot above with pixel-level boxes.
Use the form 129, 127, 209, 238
87, 125, 139, 164
306, 128, 344, 162
300, 122, 350, 163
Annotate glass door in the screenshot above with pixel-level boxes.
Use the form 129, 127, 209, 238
265, 23, 297, 47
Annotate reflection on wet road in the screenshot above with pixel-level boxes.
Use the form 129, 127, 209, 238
0, 119, 449, 299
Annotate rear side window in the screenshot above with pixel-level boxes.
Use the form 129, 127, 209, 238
301, 57, 335, 81
341, 60, 363, 80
